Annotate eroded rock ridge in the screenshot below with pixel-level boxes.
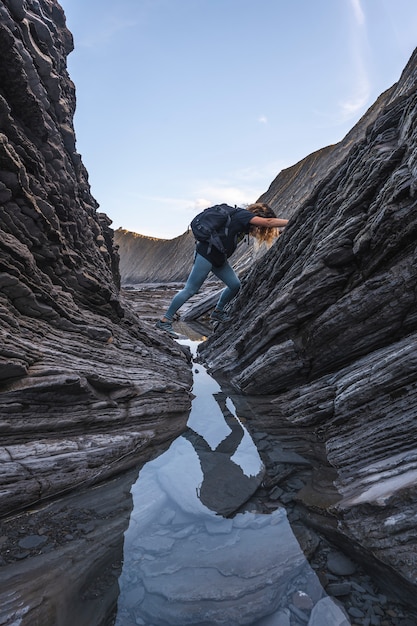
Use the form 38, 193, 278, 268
0, 0, 192, 516
200, 49, 417, 605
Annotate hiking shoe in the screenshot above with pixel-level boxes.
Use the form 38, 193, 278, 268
210, 309, 232, 323
155, 319, 179, 338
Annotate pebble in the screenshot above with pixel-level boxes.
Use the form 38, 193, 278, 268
289, 603, 309, 622
280, 492, 295, 504
327, 582, 352, 596
292, 590, 314, 610
348, 606, 365, 618
269, 486, 284, 500
287, 478, 305, 490
327, 551, 357, 576
76, 521, 95, 533
18, 535, 47, 549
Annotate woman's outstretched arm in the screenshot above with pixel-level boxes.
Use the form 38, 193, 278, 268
249, 216, 288, 228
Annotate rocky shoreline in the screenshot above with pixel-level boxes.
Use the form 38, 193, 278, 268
1, 339, 417, 625
0, 280, 416, 625
126, 286, 417, 625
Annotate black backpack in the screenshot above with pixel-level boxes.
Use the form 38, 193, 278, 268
190, 204, 238, 254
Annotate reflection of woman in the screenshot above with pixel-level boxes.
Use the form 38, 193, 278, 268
182, 393, 261, 517
156, 203, 288, 337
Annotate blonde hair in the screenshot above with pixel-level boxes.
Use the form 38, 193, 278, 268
246, 202, 279, 248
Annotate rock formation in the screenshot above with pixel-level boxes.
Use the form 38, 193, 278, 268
114, 229, 195, 284
199, 48, 417, 606
114, 226, 260, 286
0, 0, 192, 517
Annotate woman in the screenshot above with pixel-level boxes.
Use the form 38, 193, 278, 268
156, 203, 288, 337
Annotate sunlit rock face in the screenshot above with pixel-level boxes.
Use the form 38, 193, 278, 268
114, 229, 195, 284
200, 49, 417, 604
0, 0, 192, 516
114, 227, 260, 286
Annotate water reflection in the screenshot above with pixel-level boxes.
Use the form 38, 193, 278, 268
114, 339, 351, 626
0, 468, 137, 626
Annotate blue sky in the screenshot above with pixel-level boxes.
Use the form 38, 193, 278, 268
62, 0, 417, 239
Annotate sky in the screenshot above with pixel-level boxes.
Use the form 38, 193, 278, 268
61, 0, 417, 239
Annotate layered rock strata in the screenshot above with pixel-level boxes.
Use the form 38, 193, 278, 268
0, 0, 192, 516
114, 227, 259, 285
114, 229, 195, 284
200, 49, 417, 605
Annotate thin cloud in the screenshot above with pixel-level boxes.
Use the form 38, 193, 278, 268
195, 187, 253, 208
190, 182, 264, 210
350, 0, 365, 26
185, 161, 290, 213
76, 17, 138, 48
233, 160, 290, 183
338, 83, 369, 118
139, 161, 287, 211
117, 162, 292, 237
258, 115, 268, 124
338, 0, 371, 122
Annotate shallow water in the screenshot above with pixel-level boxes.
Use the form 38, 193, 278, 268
0, 336, 350, 626
112, 338, 350, 626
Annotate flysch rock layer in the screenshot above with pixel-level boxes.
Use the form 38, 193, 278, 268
0, 0, 192, 517
114, 229, 196, 284
114, 226, 261, 285
199, 48, 417, 605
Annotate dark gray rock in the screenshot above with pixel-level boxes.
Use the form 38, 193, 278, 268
327, 552, 357, 577
2, 0, 417, 619
326, 582, 352, 597
0, 0, 192, 516
199, 49, 417, 606
18, 534, 47, 549
0, 468, 136, 626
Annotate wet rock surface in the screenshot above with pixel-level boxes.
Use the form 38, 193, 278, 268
115, 507, 337, 626
1, 387, 417, 625
103, 289, 417, 624
0, 469, 137, 626
234, 427, 417, 626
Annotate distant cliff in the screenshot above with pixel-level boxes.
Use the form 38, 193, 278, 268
114, 229, 195, 283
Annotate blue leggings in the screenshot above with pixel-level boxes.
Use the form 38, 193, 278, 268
164, 253, 241, 320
